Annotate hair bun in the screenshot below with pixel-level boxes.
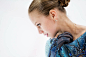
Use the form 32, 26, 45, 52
58, 0, 70, 7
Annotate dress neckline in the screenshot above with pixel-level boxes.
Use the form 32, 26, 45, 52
66, 32, 86, 45
73, 31, 86, 41
50, 32, 86, 44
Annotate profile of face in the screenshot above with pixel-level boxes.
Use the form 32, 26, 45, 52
29, 9, 61, 38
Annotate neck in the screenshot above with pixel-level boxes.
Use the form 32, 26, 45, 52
58, 15, 86, 40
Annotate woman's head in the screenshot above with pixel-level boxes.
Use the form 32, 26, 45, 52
28, 0, 70, 38
28, 0, 70, 16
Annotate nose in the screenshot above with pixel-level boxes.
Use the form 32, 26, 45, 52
38, 29, 44, 34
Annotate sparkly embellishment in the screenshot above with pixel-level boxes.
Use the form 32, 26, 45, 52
69, 53, 72, 56
45, 32, 86, 57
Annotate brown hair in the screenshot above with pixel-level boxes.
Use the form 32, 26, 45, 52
28, 0, 70, 16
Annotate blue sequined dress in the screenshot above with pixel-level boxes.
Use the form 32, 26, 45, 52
45, 32, 86, 57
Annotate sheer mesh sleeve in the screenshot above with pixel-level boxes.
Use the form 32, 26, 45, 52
45, 39, 51, 57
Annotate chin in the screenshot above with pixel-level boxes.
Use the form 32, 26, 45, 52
50, 36, 54, 39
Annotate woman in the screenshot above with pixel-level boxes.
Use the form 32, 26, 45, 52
28, 0, 86, 57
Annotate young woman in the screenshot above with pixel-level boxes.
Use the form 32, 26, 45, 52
28, 0, 86, 57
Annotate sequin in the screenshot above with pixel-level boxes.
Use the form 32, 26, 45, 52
69, 53, 72, 56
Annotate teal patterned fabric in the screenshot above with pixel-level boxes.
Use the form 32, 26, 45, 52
45, 32, 86, 57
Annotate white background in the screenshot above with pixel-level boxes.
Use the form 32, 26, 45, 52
0, 0, 86, 57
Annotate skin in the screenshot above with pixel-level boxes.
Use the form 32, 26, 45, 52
29, 8, 86, 40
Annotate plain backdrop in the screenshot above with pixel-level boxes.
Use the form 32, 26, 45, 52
0, 0, 86, 57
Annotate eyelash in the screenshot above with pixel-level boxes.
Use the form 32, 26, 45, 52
37, 23, 41, 27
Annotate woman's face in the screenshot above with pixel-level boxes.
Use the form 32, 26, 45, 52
29, 10, 60, 38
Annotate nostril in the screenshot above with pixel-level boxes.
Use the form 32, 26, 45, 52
39, 30, 43, 34
37, 28, 44, 34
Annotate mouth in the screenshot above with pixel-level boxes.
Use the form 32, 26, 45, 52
44, 33, 48, 37
47, 33, 48, 37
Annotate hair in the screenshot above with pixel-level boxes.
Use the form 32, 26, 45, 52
28, 0, 70, 16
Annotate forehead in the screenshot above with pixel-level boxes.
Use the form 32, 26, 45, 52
29, 10, 40, 20
29, 10, 40, 24
29, 10, 49, 24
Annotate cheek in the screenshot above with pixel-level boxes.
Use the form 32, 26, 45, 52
43, 20, 57, 33
44, 24, 56, 33
42, 25, 51, 33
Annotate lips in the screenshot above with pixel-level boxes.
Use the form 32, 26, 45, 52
47, 33, 48, 37
44, 33, 48, 37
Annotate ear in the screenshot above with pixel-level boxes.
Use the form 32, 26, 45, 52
49, 9, 58, 21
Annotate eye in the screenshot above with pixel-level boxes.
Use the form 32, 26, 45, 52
37, 23, 41, 27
